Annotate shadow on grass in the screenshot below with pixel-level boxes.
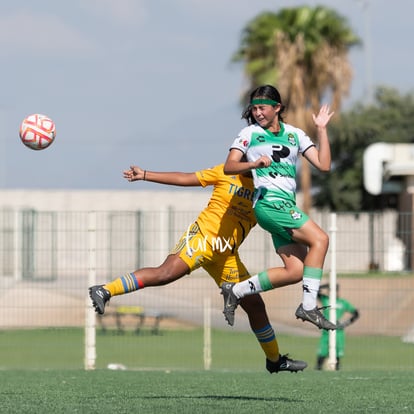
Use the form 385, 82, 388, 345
139, 395, 301, 402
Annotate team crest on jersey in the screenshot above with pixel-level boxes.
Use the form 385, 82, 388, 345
290, 210, 302, 220
237, 138, 248, 147
288, 133, 296, 146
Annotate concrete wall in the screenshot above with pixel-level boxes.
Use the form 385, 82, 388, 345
0, 189, 211, 212
0, 189, 408, 274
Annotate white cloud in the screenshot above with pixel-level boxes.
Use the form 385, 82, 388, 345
0, 10, 99, 57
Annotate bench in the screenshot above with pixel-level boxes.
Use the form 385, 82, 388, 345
98, 305, 173, 335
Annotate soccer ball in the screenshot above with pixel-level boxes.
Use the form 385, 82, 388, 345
19, 113, 56, 150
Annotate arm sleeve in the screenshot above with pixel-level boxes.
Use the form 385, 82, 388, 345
296, 126, 316, 155
195, 165, 221, 188
229, 127, 251, 154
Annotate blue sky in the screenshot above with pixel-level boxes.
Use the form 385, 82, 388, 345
1, 0, 413, 189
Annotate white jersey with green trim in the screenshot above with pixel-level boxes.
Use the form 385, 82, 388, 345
230, 122, 315, 203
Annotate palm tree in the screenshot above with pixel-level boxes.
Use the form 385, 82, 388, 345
233, 6, 360, 213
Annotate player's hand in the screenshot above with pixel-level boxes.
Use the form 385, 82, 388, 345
312, 104, 334, 128
123, 165, 144, 182
337, 319, 351, 329
254, 155, 272, 169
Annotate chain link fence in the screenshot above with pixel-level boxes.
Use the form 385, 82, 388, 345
0, 207, 413, 369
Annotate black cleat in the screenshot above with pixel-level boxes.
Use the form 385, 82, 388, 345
220, 282, 240, 326
89, 285, 111, 315
295, 303, 337, 330
266, 354, 307, 373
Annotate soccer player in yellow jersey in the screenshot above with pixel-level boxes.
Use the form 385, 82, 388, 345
89, 164, 307, 373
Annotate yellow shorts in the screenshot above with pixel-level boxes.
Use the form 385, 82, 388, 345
170, 222, 250, 287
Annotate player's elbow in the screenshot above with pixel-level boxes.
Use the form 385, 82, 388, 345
319, 164, 331, 173
223, 164, 234, 175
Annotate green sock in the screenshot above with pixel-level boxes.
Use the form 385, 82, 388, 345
233, 270, 273, 298
258, 270, 273, 291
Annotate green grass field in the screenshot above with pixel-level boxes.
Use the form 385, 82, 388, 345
1, 327, 413, 371
1, 328, 413, 413
1, 370, 413, 413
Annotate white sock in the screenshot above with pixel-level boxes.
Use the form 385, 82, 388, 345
233, 275, 262, 298
302, 277, 321, 310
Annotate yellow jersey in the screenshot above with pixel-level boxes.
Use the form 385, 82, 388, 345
195, 164, 256, 251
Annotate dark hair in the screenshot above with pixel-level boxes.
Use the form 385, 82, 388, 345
242, 84, 286, 125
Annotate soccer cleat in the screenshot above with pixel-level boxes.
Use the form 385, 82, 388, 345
295, 303, 337, 330
220, 282, 240, 326
266, 354, 307, 374
89, 285, 111, 315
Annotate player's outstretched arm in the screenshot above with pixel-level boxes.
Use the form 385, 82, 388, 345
337, 309, 360, 329
123, 165, 201, 186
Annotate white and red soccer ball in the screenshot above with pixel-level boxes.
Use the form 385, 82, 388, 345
19, 113, 56, 150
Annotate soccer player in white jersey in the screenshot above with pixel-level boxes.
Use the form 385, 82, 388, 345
90, 163, 307, 373
221, 84, 337, 331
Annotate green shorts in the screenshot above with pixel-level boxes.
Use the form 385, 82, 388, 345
254, 196, 309, 249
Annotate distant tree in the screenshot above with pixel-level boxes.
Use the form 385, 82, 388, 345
313, 87, 414, 211
232, 6, 360, 213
